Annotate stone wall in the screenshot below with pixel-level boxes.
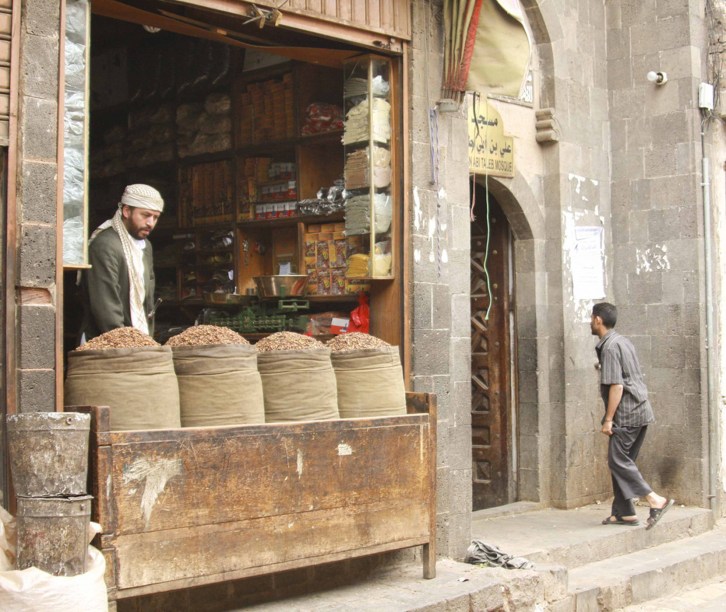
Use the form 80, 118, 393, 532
606, 1, 709, 506
15, 0, 59, 413
407, 0, 714, 521
409, 0, 473, 559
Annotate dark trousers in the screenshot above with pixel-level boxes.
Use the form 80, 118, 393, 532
608, 425, 653, 517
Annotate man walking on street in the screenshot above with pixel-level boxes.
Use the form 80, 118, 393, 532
591, 302, 674, 529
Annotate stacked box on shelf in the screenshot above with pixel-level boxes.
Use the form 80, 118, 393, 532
179, 160, 234, 225
284, 73, 295, 138
238, 74, 295, 144
237, 158, 297, 220
305, 222, 367, 296
237, 92, 254, 144
271, 80, 286, 140
237, 157, 271, 219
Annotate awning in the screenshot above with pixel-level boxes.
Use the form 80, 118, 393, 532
443, 0, 530, 101
466, 0, 530, 98
442, 0, 483, 101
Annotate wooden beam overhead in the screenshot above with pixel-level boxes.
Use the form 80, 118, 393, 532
92, 0, 365, 68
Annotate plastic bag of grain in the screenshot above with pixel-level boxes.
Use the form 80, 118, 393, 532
65, 328, 180, 431
167, 325, 264, 427
255, 332, 338, 422
0, 506, 108, 611
327, 333, 406, 418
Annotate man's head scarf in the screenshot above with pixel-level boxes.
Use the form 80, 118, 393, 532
120, 184, 164, 212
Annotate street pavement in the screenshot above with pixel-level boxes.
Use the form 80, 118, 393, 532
236, 502, 719, 610
623, 575, 726, 610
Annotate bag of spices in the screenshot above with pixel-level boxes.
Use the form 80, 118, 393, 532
167, 325, 264, 427
327, 333, 406, 419
65, 328, 180, 431
255, 332, 339, 422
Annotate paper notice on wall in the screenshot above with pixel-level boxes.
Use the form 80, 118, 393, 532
572, 226, 605, 300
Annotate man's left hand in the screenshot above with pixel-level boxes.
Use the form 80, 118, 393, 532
601, 421, 613, 436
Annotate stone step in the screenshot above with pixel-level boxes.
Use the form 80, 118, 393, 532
620, 573, 726, 611
560, 524, 726, 611
241, 558, 556, 611
471, 503, 713, 570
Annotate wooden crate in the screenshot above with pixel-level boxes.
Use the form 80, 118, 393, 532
77, 392, 436, 602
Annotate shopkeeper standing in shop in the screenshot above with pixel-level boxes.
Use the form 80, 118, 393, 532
79, 184, 164, 343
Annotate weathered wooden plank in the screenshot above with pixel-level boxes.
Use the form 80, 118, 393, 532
248, 0, 410, 39
115, 538, 426, 599
85, 392, 437, 599
107, 419, 430, 534
114, 501, 428, 589
95, 412, 428, 446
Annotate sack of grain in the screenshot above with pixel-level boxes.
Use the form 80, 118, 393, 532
65, 345, 181, 431
256, 332, 338, 422
327, 333, 406, 418
170, 333, 264, 426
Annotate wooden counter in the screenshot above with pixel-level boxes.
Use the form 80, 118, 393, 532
77, 392, 436, 602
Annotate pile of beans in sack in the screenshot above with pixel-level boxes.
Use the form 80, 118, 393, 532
166, 325, 264, 427
255, 332, 339, 422
65, 327, 181, 431
326, 332, 407, 418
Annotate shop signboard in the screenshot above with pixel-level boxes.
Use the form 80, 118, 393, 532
467, 94, 514, 178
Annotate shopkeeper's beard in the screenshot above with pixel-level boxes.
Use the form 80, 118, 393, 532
121, 205, 160, 240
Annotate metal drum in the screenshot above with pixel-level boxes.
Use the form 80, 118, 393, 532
16, 495, 93, 576
6, 412, 90, 497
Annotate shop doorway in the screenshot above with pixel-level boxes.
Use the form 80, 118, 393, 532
63, 3, 405, 356
470, 184, 516, 510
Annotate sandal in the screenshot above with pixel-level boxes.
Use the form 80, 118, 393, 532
602, 515, 640, 526
645, 499, 675, 530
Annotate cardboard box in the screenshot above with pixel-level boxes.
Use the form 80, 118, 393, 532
331, 269, 346, 295
330, 316, 349, 334
304, 236, 317, 258
306, 268, 318, 295
333, 239, 347, 268
316, 240, 331, 269
345, 279, 371, 295
318, 272, 332, 295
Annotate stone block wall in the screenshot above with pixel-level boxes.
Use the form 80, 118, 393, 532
605, 0, 709, 506
409, 0, 473, 560
15, 0, 60, 413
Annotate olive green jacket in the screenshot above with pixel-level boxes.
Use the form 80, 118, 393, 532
79, 227, 156, 342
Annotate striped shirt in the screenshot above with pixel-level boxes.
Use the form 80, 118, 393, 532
595, 330, 655, 427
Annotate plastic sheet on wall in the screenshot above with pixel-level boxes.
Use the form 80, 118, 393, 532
63, 0, 89, 266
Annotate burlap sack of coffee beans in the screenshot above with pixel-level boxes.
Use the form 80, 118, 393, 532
66, 328, 180, 431
327, 333, 407, 419
255, 332, 338, 422
167, 326, 263, 427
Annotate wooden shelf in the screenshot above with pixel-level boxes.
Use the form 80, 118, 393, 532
307, 294, 360, 302
237, 212, 344, 228
235, 131, 343, 156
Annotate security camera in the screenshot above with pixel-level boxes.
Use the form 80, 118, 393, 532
646, 71, 668, 85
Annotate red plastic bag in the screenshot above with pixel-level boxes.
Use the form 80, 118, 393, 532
347, 293, 370, 334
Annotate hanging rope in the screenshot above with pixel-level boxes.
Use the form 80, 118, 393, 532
469, 90, 494, 321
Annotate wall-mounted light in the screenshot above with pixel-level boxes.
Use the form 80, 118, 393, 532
142, 25, 161, 34
646, 70, 668, 86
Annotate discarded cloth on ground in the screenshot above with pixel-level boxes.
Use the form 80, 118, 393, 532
465, 540, 534, 570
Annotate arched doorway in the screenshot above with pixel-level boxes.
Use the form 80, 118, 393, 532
471, 182, 516, 510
